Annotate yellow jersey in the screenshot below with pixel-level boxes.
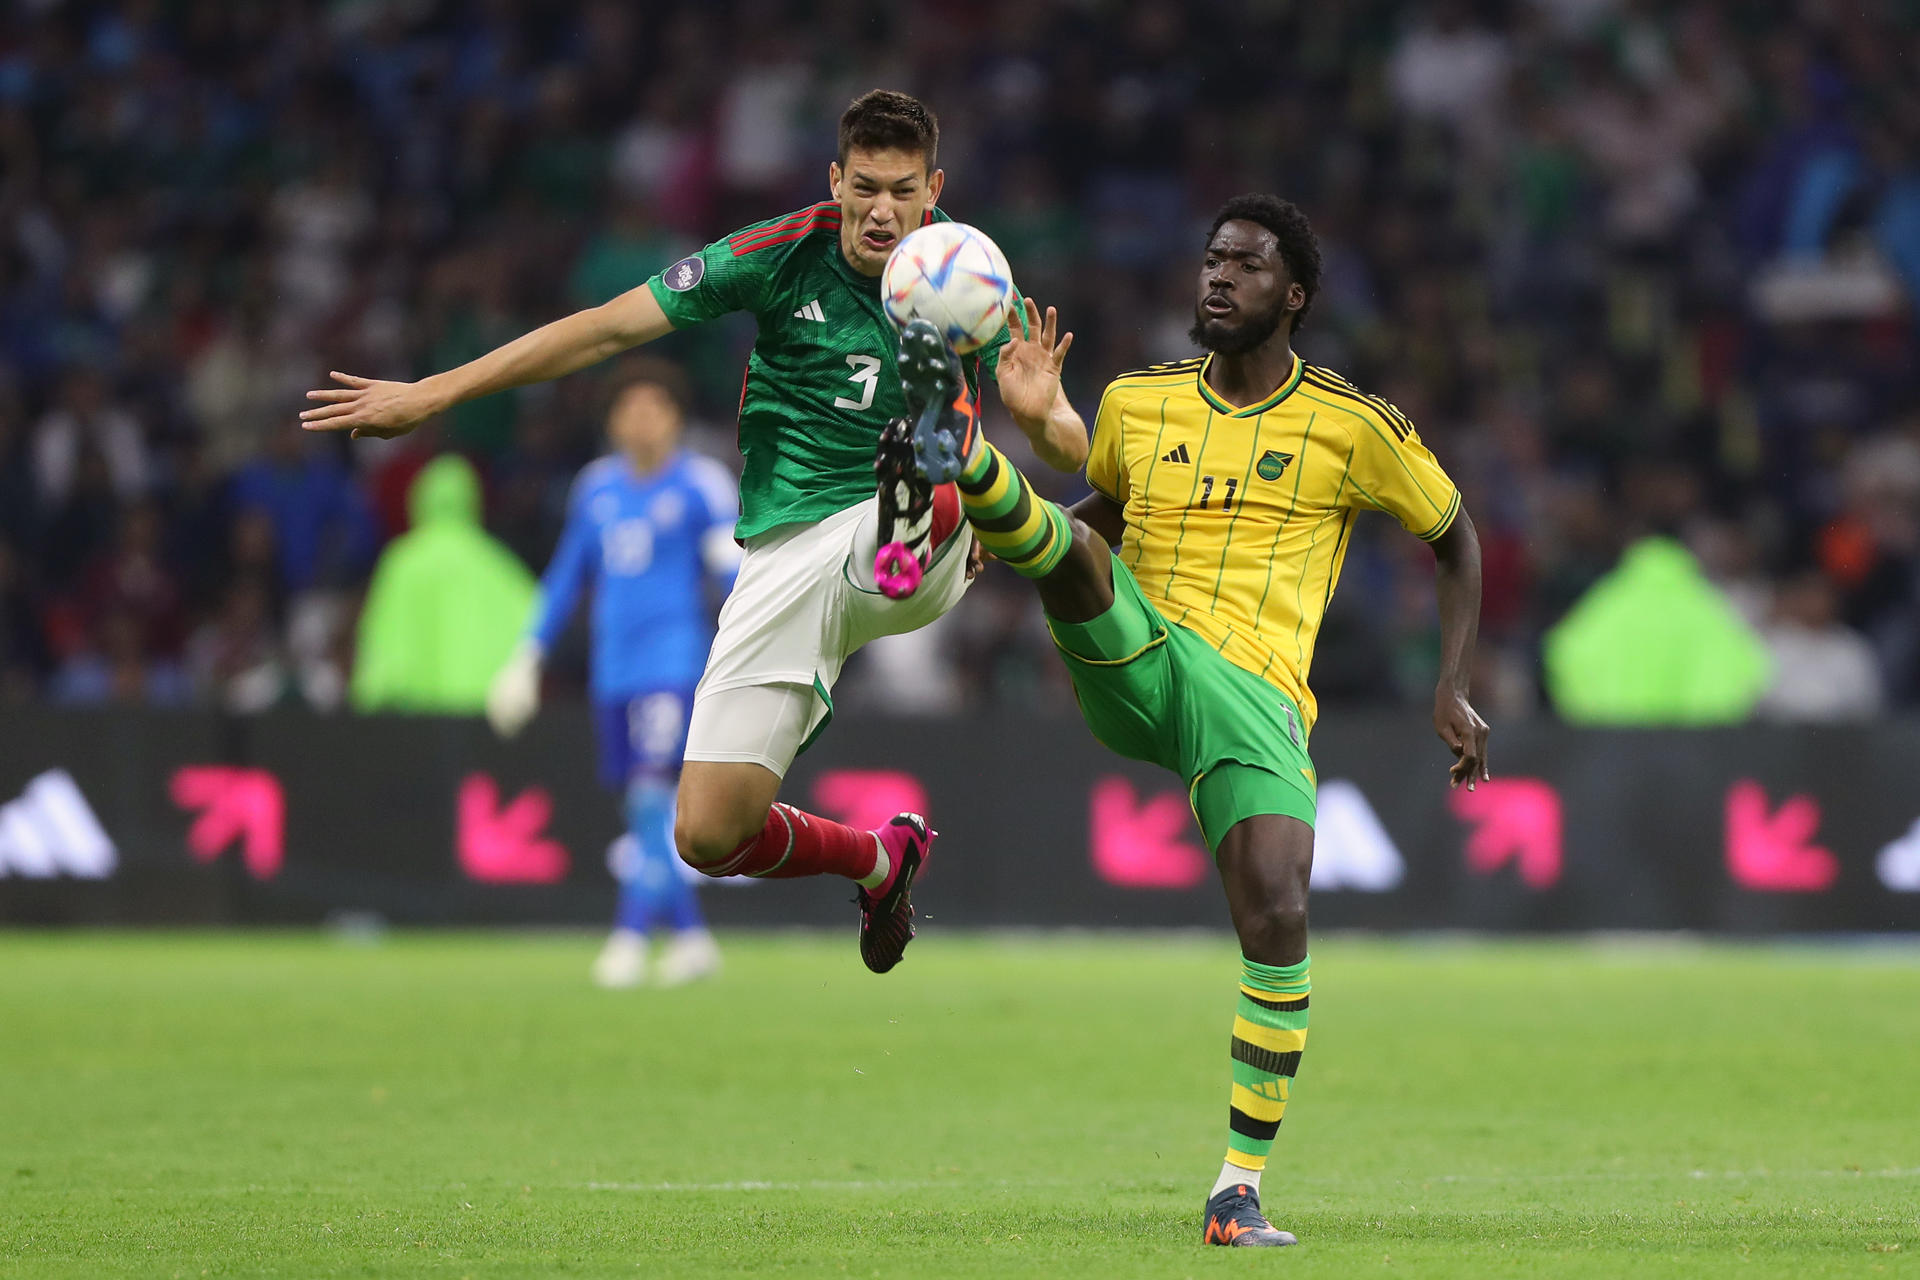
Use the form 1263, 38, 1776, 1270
1086, 351, 1461, 732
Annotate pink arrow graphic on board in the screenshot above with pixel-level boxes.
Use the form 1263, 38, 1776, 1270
169, 766, 285, 880
1089, 776, 1209, 889
1449, 778, 1564, 889
811, 770, 930, 834
1724, 780, 1838, 892
457, 774, 569, 884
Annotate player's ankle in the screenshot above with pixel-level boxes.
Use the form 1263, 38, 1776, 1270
1210, 1161, 1263, 1199
856, 835, 890, 891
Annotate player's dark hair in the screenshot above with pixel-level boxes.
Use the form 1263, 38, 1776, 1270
604, 355, 690, 420
1207, 194, 1322, 333
839, 90, 939, 171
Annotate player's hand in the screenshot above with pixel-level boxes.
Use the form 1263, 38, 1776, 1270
299, 372, 441, 440
487, 644, 542, 738
995, 297, 1073, 434
1434, 686, 1490, 790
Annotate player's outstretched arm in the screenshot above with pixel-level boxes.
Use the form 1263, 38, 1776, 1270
994, 297, 1089, 473
1430, 508, 1491, 790
299, 286, 677, 440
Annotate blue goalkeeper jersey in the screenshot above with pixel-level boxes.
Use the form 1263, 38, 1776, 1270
527, 449, 740, 698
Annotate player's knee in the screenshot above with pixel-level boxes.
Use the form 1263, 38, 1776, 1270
1067, 515, 1106, 561
671, 814, 731, 872
1238, 899, 1310, 967
673, 805, 764, 873
1049, 514, 1105, 579
1034, 517, 1117, 620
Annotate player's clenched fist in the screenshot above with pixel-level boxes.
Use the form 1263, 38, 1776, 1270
299, 371, 440, 439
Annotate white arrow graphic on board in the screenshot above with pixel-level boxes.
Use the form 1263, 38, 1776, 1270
1877, 818, 1920, 891
1311, 779, 1405, 892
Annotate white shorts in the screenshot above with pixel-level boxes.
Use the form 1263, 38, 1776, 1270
684, 493, 973, 777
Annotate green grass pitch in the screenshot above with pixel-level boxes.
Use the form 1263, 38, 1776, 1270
2, 931, 1916, 1279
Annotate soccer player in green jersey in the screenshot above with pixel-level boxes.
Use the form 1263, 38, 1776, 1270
300, 91, 1085, 972
890, 194, 1491, 1246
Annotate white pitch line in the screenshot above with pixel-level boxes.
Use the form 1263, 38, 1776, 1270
1412, 1167, 1920, 1186
583, 1179, 1063, 1193
584, 1168, 1920, 1193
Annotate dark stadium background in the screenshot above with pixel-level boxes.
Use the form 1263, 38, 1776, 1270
5, 6, 1920, 1278
1, 0, 1919, 930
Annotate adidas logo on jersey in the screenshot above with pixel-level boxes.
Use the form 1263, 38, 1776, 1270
794, 299, 825, 322
0, 769, 117, 879
1161, 443, 1192, 464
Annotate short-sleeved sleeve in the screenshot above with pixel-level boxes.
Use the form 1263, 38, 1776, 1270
1085, 384, 1131, 505
1344, 411, 1461, 542
646, 240, 769, 329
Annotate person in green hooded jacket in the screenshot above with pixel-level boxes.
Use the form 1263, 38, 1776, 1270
351, 454, 536, 713
1543, 536, 1772, 725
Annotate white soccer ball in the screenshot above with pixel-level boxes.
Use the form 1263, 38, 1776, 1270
881, 221, 1015, 354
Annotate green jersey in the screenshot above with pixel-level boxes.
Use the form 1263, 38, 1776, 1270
647, 202, 1009, 540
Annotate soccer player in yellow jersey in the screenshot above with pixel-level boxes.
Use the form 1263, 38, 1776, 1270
891, 193, 1491, 1247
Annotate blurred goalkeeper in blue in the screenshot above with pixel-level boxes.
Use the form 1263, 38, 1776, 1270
489, 359, 741, 988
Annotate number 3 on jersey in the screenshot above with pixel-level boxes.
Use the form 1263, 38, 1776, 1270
833, 354, 881, 411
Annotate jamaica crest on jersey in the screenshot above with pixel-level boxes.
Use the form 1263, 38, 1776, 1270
1257, 449, 1294, 481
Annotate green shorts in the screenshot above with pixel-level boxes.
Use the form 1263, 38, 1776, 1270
1047, 556, 1317, 853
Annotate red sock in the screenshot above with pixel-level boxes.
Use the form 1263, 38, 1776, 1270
703, 804, 879, 881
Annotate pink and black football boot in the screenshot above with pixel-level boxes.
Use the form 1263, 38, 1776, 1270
872, 318, 979, 599
856, 813, 936, 974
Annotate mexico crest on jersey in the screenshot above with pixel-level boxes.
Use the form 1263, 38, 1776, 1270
1257, 449, 1294, 481
664, 256, 704, 291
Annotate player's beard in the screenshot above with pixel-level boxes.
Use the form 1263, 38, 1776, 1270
1190, 298, 1286, 355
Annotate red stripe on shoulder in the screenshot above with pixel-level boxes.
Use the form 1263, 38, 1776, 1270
730, 226, 822, 255
729, 203, 829, 240
727, 208, 818, 246
729, 203, 841, 255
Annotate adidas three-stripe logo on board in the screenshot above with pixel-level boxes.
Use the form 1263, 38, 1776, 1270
0, 769, 117, 879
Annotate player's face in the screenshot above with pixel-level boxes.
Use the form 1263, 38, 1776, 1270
608, 383, 681, 465
830, 147, 945, 276
1190, 220, 1305, 356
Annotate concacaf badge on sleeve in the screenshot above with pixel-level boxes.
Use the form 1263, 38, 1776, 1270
664, 256, 705, 291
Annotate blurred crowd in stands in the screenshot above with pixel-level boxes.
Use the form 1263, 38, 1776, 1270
2, 0, 1918, 724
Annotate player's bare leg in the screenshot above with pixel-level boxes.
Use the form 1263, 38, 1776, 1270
674, 754, 934, 975
1217, 816, 1312, 968
1198, 813, 1313, 1246
1027, 520, 1122, 622
674, 760, 784, 863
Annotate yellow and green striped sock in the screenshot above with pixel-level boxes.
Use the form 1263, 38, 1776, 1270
956, 440, 1072, 579
1225, 954, 1309, 1175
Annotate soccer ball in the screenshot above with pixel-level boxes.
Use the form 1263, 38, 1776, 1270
881, 221, 1015, 354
